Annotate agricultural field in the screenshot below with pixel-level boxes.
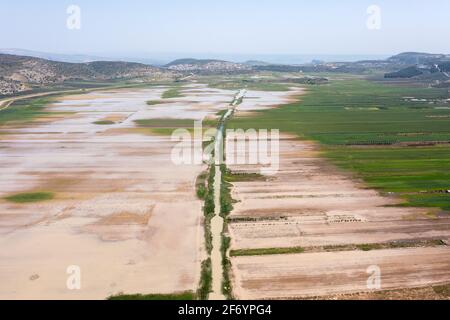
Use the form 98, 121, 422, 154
229, 79, 450, 145
1, 73, 449, 300
0, 84, 230, 299
228, 78, 450, 212
0, 81, 298, 300
224, 76, 450, 300
0, 96, 56, 125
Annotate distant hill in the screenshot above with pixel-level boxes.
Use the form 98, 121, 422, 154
388, 52, 450, 65
165, 58, 251, 74
165, 58, 222, 67
0, 48, 111, 63
385, 66, 424, 78
384, 52, 450, 82
0, 49, 169, 67
243, 60, 272, 66
0, 54, 169, 95
3, 51, 450, 95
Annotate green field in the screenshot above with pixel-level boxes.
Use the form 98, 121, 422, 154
162, 87, 184, 99
229, 239, 444, 257
209, 80, 291, 92
146, 100, 171, 106
93, 120, 115, 125
134, 118, 193, 136
0, 97, 55, 126
230, 246, 305, 257
135, 118, 197, 128
134, 118, 214, 136
5, 192, 54, 203
228, 79, 450, 212
229, 80, 450, 145
0, 81, 180, 127
326, 146, 450, 210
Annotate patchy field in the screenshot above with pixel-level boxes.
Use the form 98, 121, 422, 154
0, 84, 297, 299
225, 79, 450, 300
228, 137, 450, 299
0, 85, 227, 299
228, 79, 450, 211
228, 136, 450, 299
227, 137, 450, 251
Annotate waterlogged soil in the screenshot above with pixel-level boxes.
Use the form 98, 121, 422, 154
0, 84, 298, 299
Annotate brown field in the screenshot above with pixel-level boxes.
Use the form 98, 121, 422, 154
232, 247, 450, 299
227, 103, 450, 300
228, 138, 450, 250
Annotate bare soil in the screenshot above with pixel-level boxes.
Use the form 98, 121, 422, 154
227, 93, 450, 300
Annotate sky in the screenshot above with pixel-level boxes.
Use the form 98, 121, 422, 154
1, 0, 450, 58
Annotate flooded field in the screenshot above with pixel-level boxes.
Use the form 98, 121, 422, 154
0, 85, 229, 299
0, 84, 297, 299
2, 80, 447, 300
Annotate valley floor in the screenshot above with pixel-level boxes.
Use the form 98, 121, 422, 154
0, 78, 449, 300
0, 83, 294, 299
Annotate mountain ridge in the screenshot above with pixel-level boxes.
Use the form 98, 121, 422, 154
0, 54, 169, 95
2, 51, 450, 96
164, 58, 252, 74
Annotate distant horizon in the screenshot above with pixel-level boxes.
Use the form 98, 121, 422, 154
0, 47, 407, 65
5, 47, 450, 65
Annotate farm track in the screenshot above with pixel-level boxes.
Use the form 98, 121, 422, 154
209, 89, 246, 300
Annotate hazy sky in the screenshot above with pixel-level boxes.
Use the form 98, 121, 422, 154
1, 0, 450, 56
